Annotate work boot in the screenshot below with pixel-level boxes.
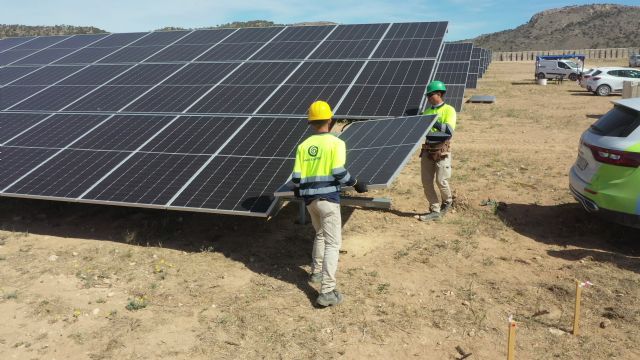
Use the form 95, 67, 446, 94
418, 212, 441, 222
440, 202, 452, 215
316, 290, 344, 307
309, 272, 322, 284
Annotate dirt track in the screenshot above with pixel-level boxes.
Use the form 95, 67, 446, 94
1, 60, 639, 360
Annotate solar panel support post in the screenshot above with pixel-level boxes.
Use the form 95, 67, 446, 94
298, 200, 307, 225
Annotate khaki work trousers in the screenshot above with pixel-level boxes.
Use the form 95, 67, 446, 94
421, 153, 452, 213
307, 199, 342, 294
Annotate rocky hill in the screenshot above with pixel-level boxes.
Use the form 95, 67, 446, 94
470, 4, 640, 51
0, 25, 106, 38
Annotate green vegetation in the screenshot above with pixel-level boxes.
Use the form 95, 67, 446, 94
0, 24, 106, 38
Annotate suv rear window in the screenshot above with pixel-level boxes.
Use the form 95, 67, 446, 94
589, 106, 640, 137
592, 70, 602, 76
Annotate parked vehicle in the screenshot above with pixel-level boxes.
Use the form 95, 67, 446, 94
569, 98, 640, 228
630, 54, 640, 67
586, 67, 640, 96
536, 59, 582, 81
578, 68, 596, 88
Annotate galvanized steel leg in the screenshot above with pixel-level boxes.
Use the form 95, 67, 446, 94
298, 200, 307, 225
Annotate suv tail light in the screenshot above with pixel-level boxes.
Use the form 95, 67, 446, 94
592, 77, 601, 80
585, 142, 640, 167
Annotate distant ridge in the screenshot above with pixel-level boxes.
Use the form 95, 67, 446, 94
469, 4, 640, 51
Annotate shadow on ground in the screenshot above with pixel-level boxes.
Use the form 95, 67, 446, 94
0, 197, 355, 306
497, 202, 640, 274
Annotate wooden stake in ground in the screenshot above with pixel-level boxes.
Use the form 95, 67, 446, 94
507, 317, 516, 360
573, 280, 593, 336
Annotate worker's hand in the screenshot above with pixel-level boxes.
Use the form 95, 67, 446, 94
353, 180, 369, 193
432, 122, 443, 131
293, 188, 301, 198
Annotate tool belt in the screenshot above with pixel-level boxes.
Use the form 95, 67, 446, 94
420, 140, 451, 161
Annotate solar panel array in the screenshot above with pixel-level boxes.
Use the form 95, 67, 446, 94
432, 42, 472, 112
0, 22, 451, 217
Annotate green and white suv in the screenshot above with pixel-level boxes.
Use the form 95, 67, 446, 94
570, 98, 640, 228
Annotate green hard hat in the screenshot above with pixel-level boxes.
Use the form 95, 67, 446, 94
426, 80, 447, 94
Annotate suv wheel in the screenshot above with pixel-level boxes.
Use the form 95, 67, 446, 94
537, 72, 546, 80
568, 73, 578, 81
596, 85, 611, 96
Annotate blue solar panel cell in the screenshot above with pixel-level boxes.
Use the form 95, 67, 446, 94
175, 28, 236, 45
0, 37, 36, 52
12, 48, 80, 65
0, 49, 39, 65
163, 63, 239, 85
98, 46, 167, 63
64, 85, 154, 112
0, 113, 49, 143
83, 152, 210, 205
0, 66, 39, 85
59, 64, 132, 85
6, 149, 132, 198
0, 86, 48, 110
0, 146, 59, 190
142, 116, 246, 154
11, 66, 83, 86
49, 34, 109, 49
6, 114, 109, 148
53, 47, 124, 64
123, 85, 211, 113
144, 44, 213, 62
10, 35, 70, 50
328, 24, 387, 40
130, 31, 190, 46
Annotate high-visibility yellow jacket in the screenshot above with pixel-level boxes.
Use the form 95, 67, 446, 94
291, 132, 356, 203
423, 103, 457, 133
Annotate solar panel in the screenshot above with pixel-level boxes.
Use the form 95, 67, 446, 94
0, 22, 448, 217
432, 43, 472, 112
275, 114, 437, 196
466, 47, 481, 88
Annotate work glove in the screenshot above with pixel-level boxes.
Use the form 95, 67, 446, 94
432, 122, 443, 131
293, 188, 301, 198
353, 180, 369, 193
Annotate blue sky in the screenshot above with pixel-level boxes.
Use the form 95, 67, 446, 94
2, 1, 638, 40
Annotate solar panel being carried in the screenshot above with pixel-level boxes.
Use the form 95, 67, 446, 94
432, 42, 472, 112
0, 22, 446, 217
275, 114, 437, 196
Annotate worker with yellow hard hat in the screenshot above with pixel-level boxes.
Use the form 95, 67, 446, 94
418, 80, 457, 221
288, 100, 368, 307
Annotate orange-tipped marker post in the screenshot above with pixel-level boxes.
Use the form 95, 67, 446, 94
573, 280, 592, 336
507, 316, 516, 360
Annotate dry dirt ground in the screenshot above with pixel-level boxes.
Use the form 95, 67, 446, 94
1, 60, 639, 360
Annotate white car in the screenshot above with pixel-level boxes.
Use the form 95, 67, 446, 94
586, 67, 640, 96
579, 68, 595, 89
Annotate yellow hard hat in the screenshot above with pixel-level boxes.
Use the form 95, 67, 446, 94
308, 100, 333, 121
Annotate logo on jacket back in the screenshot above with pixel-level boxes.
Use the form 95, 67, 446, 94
308, 146, 319, 157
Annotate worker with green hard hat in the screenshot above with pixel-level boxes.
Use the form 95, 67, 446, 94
417, 80, 457, 221
288, 100, 368, 307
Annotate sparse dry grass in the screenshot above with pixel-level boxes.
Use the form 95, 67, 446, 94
0, 60, 638, 359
